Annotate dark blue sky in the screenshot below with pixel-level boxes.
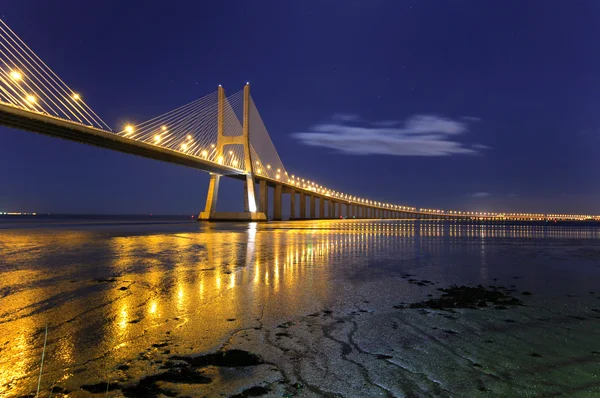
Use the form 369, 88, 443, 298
1, 1, 599, 215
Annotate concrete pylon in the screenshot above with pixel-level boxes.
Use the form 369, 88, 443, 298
290, 190, 296, 219
273, 184, 282, 220
259, 180, 268, 214
299, 192, 306, 219
319, 197, 325, 218
199, 84, 266, 221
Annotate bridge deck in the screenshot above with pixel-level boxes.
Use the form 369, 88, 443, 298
0, 103, 246, 178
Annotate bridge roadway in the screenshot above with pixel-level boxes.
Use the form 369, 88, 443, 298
2, 102, 597, 223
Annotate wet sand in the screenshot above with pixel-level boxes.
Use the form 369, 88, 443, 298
1, 220, 600, 397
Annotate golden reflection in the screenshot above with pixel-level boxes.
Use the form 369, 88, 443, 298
149, 300, 158, 316
177, 284, 185, 312
119, 304, 128, 330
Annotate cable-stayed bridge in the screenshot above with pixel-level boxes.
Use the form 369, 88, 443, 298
0, 20, 598, 222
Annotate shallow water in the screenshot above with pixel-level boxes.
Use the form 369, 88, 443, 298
1, 219, 600, 397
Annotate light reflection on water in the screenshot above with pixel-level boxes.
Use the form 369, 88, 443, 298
0, 220, 599, 395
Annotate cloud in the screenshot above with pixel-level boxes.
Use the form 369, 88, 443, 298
461, 116, 482, 122
332, 113, 361, 122
470, 192, 491, 198
371, 120, 401, 127
292, 114, 487, 156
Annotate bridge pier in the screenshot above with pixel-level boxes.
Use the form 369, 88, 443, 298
259, 180, 268, 216
310, 195, 316, 219
299, 193, 306, 219
319, 197, 325, 218
199, 174, 220, 219
273, 184, 283, 220
290, 190, 296, 220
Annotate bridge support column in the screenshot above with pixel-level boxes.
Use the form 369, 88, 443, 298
259, 180, 268, 216
273, 184, 283, 221
198, 84, 266, 221
345, 203, 349, 218
290, 190, 296, 220
199, 174, 221, 219
299, 193, 306, 219
244, 180, 250, 212
328, 199, 333, 218
310, 195, 316, 219
319, 197, 325, 218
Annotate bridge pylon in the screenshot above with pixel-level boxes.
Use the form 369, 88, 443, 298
198, 84, 267, 221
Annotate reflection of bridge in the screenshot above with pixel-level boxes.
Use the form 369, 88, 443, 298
0, 20, 598, 222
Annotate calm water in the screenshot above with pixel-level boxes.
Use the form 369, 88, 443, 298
1, 218, 600, 397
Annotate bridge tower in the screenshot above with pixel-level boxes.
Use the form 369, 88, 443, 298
198, 84, 267, 221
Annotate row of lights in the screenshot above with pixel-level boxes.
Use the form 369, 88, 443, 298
281, 174, 416, 212
547, 214, 600, 219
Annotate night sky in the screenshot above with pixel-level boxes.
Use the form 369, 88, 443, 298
1, 1, 599, 215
